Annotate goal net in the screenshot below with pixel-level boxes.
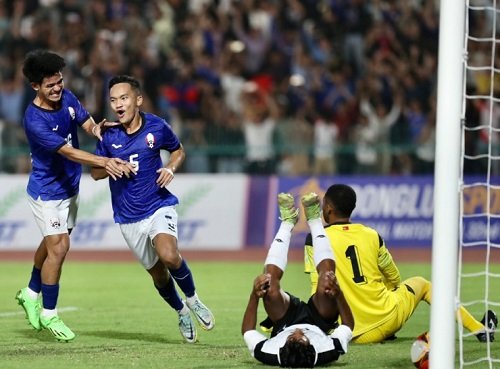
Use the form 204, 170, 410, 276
458, 0, 500, 367
432, 0, 500, 367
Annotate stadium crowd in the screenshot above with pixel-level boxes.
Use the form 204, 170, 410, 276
0, 0, 491, 175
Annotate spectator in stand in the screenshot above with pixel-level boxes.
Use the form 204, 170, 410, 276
0, 0, 452, 175
359, 93, 402, 175
353, 114, 379, 175
312, 111, 338, 176
241, 81, 278, 174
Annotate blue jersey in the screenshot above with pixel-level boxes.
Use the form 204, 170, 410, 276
95, 112, 181, 224
23, 89, 90, 200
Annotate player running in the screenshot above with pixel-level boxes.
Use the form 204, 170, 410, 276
91, 75, 214, 343
15, 49, 132, 342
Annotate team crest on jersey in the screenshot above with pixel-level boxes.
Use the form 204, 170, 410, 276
68, 106, 76, 120
49, 218, 61, 229
146, 133, 155, 148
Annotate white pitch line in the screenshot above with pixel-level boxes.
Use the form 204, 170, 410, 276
0, 306, 79, 318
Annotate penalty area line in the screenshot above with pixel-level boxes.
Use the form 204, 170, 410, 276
0, 306, 79, 318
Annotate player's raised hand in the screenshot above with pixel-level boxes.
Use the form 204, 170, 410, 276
323, 271, 341, 298
253, 273, 271, 298
93, 119, 121, 141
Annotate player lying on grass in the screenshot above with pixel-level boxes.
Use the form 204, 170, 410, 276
91, 75, 214, 343
242, 192, 354, 367
304, 184, 497, 344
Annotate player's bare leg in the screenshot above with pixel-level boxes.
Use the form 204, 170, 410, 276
301, 192, 352, 325
154, 233, 214, 331
147, 259, 198, 343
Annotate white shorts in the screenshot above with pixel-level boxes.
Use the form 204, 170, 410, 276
119, 206, 178, 270
27, 194, 79, 236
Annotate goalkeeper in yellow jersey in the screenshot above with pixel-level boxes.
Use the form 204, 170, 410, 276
304, 184, 497, 344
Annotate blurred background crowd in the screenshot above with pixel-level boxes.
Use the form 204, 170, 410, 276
0, 0, 494, 175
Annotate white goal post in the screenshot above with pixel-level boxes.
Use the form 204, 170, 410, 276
430, 0, 466, 368
433, 1, 500, 368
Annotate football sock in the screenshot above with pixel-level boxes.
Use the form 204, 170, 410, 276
458, 306, 484, 333
170, 259, 195, 298
155, 275, 184, 311
264, 221, 293, 272
404, 276, 430, 301
41, 283, 59, 310
186, 292, 199, 306
308, 219, 335, 266
28, 266, 42, 295
41, 308, 57, 319
26, 287, 39, 300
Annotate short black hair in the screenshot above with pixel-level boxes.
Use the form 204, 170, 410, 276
108, 75, 141, 94
279, 341, 316, 368
324, 184, 357, 218
22, 49, 66, 84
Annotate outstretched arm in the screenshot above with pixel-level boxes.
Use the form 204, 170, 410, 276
241, 293, 259, 335
324, 272, 354, 331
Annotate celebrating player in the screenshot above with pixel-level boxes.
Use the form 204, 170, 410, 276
304, 184, 497, 343
242, 192, 354, 367
15, 49, 133, 342
90, 75, 214, 343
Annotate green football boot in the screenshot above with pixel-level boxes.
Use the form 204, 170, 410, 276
15, 288, 41, 331
277, 193, 299, 225
40, 315, 76, 342
301, 192, 321, 221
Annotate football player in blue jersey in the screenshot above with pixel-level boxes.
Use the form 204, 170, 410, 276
90, 75, 214, 343
242, 192, 354, 367
15, 50, 135, 342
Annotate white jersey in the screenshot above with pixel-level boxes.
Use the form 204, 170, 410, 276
244, 324, 352, 366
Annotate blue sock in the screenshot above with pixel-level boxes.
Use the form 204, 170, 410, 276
41, 284, 59, 310
28, 266, 42, 293
169, 259, 195, 298
155, 276, 184, 311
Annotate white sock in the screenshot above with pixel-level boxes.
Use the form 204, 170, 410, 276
26, 287, 39, 300
178, 303, 190, 315
186, 293, 198, 306
41, 308, 57, 319
264, 221, 293, 271
308, 219, 335, 267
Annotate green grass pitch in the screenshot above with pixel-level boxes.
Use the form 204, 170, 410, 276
0, 261, 498, 369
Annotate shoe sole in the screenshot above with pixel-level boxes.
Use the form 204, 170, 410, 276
301, 193, 320, 207
278, 193, 299, 224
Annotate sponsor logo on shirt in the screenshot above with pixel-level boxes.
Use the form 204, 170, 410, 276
112, 144, 123, 149
52, 125, 59, 131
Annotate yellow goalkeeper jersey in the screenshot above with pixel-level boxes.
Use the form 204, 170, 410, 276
304, 223, 401, 337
